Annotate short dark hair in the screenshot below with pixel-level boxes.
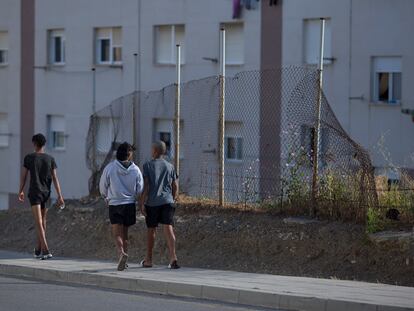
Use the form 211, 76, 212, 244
32, 133, 46, 148
116, 142, 135, 161
153, 141, 167, 156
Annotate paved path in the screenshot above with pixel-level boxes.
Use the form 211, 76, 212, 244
0, 250, 413, 311
0, 275, 270, 311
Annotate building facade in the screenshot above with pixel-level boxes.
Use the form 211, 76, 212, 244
0, 0, 413, 208
283, 0, 414, 178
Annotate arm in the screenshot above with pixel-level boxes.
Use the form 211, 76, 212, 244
99, 165, 110, 203
172, 179, 178, 202
135, 170, 144, 198
18, 168, 29, 202
52, 169, 64, 206
139, 177, 149, 216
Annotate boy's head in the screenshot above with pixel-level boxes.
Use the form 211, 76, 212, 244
32, 133, 47, 150
116, 142, 135, 162
152, 141, 166, 159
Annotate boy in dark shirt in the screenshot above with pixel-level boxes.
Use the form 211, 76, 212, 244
18, 133, 64, 260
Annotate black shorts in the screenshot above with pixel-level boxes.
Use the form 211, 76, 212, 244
145, 204, 175, 228
108, 203, 137, 227
28, 192, 50, 209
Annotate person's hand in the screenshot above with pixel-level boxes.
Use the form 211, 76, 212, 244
57, 195, 65, 207
140, 204, 147, 217
18, 191, 25, 203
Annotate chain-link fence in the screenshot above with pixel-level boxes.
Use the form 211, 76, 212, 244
86, 66, 379, 222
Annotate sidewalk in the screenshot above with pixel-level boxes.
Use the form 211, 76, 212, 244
0, 250, 413, 311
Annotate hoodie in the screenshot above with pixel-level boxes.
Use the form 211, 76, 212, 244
99, 160, 144, 206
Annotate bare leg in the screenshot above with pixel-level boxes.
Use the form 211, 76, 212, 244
144, 228, 156, 265
122, 226, 129, 255
163, 225, 177, 263
111, 224, 126, 256
31, 205, 49, 252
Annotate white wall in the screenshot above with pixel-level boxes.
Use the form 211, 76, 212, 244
0, 0, 21, 207
282, 0, 414, 171
34, 0, 261, 199
349, 0, 414, 170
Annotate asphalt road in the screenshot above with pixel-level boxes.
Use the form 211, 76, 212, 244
0, 275, 273, 311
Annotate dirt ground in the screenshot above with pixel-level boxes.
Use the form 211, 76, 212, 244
1, 199, 413, 287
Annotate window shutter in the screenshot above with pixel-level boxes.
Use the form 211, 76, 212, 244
51, 29, 64, 37
155, 26, 173, 64
50, 115, 65, 132
112, 27, 122, 46
304, 19, 332, 64
155, 119, 173, 133
0, 32, 8, 50
0, 114, 9, 146
373, 57, 401, 73
96, 28, 112, 38
174, 25, 185, 63
225, 121, 242, 137
224, 23, 244, 65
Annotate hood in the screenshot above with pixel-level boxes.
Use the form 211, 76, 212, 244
114, 160, 136, 176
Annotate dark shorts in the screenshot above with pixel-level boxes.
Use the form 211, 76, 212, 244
28, 192, 50, 209
145, 204, 175, 228
109, 203, 137, 227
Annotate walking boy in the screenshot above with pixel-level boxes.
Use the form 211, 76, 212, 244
139, 141, 180, 269
18, 133, 64, 260
100, 142, 143, 271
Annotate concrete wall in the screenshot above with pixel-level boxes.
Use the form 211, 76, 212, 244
282, 0, 414, 173
0, 0, 21, 209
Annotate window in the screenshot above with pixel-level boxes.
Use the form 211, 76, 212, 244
222, 23, 244, 65
47, 115, 66, 150
0, 31, 8, 65
48, 29, 65, 65
96, 117, 114, 153
95, 27, 122, 65
225, 122, 243, 161
154, 25, 185, 65
0, 113, 9, 147
372, 57, 402, 104
153, 119, 183, 160
303, 18, 332, 65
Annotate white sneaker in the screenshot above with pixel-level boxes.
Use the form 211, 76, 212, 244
41, 252, 53, 260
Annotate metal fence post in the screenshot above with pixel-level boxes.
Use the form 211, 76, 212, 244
174, 45, 181, 192
133, 53, 138, 163
91, 67, 96, 170
311, 18, 326, 216
219, 28, 226, 206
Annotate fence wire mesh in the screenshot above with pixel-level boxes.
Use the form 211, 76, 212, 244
86, 66, 380, 222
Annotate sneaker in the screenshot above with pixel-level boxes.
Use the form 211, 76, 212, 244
33, 248, 42, 259
41, 252, 53, 260
168, 260, 180, 269
117, 253, 128, 271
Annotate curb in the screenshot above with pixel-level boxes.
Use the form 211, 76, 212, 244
0, 263, 413, 311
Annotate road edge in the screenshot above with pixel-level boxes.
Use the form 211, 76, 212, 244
0, 263, 412, 311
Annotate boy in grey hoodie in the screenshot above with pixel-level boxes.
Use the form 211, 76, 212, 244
100, 142, 143, 271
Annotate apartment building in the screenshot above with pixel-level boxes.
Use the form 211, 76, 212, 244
282, 0, 414, 178
0, 0, 279, 207
0, 0, 22, 210
0, 0, 412, 208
